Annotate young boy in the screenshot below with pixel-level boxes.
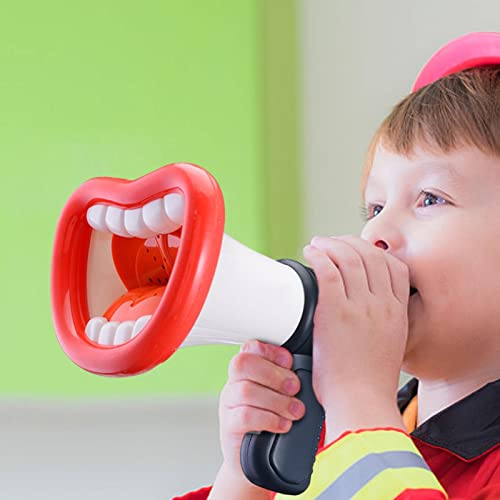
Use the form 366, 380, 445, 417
177, 32, 500, 499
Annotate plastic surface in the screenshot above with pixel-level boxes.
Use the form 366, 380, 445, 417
413, 32, 500, 92
51, 163, 225, 376
179, 234, 305, 348
240, 260, 324, 495
241, 355, 325, 494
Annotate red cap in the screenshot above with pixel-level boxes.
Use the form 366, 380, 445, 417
412, 32, 500, 92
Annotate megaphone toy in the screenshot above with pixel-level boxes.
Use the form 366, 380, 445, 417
50, 162, 324, 495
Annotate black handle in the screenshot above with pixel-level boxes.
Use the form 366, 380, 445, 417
240, 354, 324, 494
240, 259, 323, 495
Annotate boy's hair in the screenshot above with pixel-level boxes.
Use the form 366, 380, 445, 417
360, 65, 500, 200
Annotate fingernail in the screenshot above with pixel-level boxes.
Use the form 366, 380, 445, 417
289, 400, 305, 418
303, 244, 316, 255
277, 353, 291, 368
283, 378, 298, 395
240, 340, 258, 352
279, 418, 292, 431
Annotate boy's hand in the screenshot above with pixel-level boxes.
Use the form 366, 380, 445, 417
215, 340, 305, 486
303, 235, 409, 440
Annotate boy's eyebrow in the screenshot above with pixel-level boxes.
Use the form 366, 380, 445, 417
366, 162, 466, 193
413, 161, 466, 182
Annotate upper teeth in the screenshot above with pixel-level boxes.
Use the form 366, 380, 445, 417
87, 193, 184, 238
85, 316, 152, 345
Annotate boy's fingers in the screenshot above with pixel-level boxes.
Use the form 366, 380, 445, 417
308, 237, 368, 299
225, 405, 292, 435
228, 351, 301, 397
327, 235, 391, 296
221, 380, 306, 422
385, 253, 411, 304
240, 339, 293, 369
303, 244, 347, 299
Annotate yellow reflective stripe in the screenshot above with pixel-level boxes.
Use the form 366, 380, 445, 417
352, 467, 447, 499
275, 429, 440, 500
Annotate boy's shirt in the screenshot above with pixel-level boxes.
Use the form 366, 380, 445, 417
174, 378, 500, 499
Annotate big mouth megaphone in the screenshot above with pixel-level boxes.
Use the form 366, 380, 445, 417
51, 162, 324, 495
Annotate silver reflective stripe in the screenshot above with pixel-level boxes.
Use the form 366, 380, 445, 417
316, 450, 431, 500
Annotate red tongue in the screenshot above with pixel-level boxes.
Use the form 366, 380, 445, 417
103, 231, 181, 321
103, 286, 165, 322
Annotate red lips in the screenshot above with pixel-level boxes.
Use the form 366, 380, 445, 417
50, 163, 225, 376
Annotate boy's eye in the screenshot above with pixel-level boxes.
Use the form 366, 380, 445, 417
422, 191, 446, 207
360, 190, 447, 221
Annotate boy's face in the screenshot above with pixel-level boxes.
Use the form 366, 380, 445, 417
360, 144, 500, 380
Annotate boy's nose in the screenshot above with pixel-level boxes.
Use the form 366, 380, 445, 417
360, 220, 404, 252
374, 240, 389, 250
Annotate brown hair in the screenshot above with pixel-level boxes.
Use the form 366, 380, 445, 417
360, 65, 500, 200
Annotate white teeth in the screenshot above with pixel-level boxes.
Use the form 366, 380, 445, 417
86, 193, 184, 238
132, 316, 151, 337
124, 207, 157, 239
85, 317, 108, 342
143, 198, 180, 234
86, 206, 108, 233
164, 193, 184, 224
85, 316, 152, 346
99, 321, 120, 345
105, 206, 131, 238
113, 321, 135, 345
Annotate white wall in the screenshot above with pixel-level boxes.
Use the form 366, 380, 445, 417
300, 0, 500, 239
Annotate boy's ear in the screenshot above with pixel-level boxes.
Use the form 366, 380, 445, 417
412, 32, 500, 92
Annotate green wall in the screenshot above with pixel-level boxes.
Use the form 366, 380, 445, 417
0, 0, 300, 396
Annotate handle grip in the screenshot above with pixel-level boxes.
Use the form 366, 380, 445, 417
240, 354, 325, 495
